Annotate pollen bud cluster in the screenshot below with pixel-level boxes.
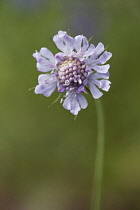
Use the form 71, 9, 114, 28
56, 56, 88, 92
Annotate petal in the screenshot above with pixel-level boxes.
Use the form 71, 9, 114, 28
89, 82, 103, 99
77, 85, 85, 93
63, 93, 81, 115
53, 31, 75, 55
35, 84, 47, 94
70, 97, 81, 115
58, 85, 66, 93
36, 62, 55, 72
53, 34, 66, 52
94, 51, 112, 65
43, 83, 57, 97
77, 94, 88, 109
74, 35, 83, 52
84, 43, 105, 67
40, 48, 55, 63
84, 44, 95, 57
61, 33, 75, 55
33, 51, 50, 64
92, 72, 110, 80
97, 80, 111, 91
38, 74, 48, 83
91, 42, 104, 60
33, 51, 40, 61
38, 73, 55, 83
63, 95, 72, 110
92, 64, 110, 73
81, 36, 89, 52
63, 92, 88, 115
74, 35, 89, 52
33, 49, 55, 72
35, 74, 57, 97
55, 52, 65, 61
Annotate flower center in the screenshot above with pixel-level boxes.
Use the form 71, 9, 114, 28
56, 56, 88, 91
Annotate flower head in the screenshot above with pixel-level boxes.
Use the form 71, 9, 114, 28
33, 30, 112, 115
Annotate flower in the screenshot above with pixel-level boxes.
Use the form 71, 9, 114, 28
33, 30, 112, 115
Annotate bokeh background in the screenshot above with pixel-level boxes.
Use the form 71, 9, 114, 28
0, 0, 140, 209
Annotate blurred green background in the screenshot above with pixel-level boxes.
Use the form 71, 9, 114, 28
0, 0, 140, 209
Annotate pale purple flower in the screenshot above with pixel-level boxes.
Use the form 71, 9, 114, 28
33, 30, 112, 115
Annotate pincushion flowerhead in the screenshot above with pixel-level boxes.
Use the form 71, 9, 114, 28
33, 31, 112, 115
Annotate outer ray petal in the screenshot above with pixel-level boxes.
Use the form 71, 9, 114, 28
35, 74, 57, 97
40, 48, 55, 63
63, 92, 88, 115
92, 72, 110, 80
33, 48, 55, 72
92, 64, 110, 73
77, 94, 88, 109
90, 42, 104, 60
89, 82, 103, 99
86, 72, 111, 99
53, 31, 75, 56
94, 51, 112, 65
95, 80, 111, 91
74, 35, 83, 52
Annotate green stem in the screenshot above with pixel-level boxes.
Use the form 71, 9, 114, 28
90, 99, 105, 210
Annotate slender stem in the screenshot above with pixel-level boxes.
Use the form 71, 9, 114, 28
48, 93, 63, 107
90, 99, 105, 210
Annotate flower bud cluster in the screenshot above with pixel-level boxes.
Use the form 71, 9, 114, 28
56, 57, 88, 91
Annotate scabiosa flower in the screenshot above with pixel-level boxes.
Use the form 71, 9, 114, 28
33, 31, 112, 115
